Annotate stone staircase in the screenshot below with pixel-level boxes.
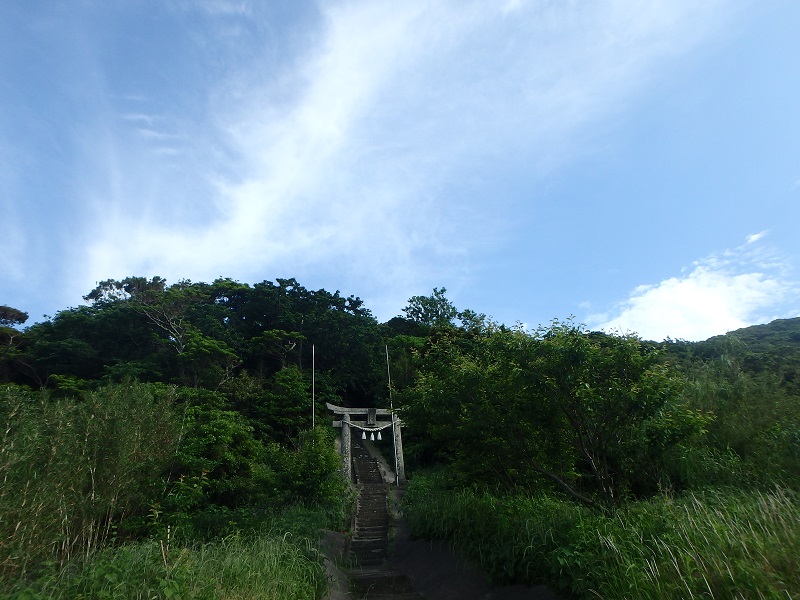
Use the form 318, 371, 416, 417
348, 440, 425, 600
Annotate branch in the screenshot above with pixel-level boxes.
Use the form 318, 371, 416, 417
527, 461, 607, 513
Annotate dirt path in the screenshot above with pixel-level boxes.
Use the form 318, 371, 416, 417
388, 512, 562, 600
321, 440, 563, 600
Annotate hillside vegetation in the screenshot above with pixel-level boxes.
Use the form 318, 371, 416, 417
1, 281, 799, 598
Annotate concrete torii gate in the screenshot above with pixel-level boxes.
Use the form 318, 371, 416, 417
326, 403, 406, 485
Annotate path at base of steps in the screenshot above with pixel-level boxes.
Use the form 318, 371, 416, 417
325, 440, 562, 600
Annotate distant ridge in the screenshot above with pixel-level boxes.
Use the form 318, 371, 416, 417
687, 316, 800, 389
706, 316, 800, 350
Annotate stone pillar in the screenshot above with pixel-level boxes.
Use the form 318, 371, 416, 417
393, 416, 406, 485
342, 414, 352, 482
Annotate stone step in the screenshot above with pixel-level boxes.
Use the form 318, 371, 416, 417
357, 510, 387, 518
356, 505, 387, 514
356, 509, 387, 516
356, 508, 387, 516
351, 541, 387, 550
356, 510, 387, 517
356, 524, 388, 532
358, 494, 387, 500
355, 523, 389, 530
358, 496, 387, 504
347, 440, 425, 598
356, 519, 388, 528
354, 532, 388, 540
356, 505, 387, 513
355, 517, 388, 526
355, 525, 389, 535
358, 494, 387, 502
357, 477, 385, 485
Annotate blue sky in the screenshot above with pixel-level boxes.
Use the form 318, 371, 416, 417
2, 0, 799, 341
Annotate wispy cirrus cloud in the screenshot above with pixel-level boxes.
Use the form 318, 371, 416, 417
74, 0, 734, 318
587, 235, 799, 341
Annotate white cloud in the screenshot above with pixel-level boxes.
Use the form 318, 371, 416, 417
77, 0, 736, 318
588, 239, 798, 341
746, 230, 768, 244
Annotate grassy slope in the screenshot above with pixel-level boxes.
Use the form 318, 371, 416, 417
404, 476, 800, 599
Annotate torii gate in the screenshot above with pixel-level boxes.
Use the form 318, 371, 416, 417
326, 403, 406, 485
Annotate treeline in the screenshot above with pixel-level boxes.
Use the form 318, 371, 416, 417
397, 318, 800, 505
2, 280, 800, 597
2, 276, 387, 405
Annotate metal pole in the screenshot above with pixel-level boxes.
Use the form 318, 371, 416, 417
386, 345, 399, 486
312, 344, 315, 429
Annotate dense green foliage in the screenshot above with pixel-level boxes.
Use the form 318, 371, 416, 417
5, 277, 385, 404
2, 281, 800, 597
398, 317, 800, 502
398, 320, 709, 508
0, 276, 387, 596
0, 382, 346, 589
1, 382, 179, 577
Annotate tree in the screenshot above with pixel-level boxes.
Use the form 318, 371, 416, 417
169, 390, 266, 509
84, 278, 245, 387
533, 321, 697, 504
0, 305, 29, 382
0, 305, 28, 328
400, 320, 700, 509
402, 287, 458, 327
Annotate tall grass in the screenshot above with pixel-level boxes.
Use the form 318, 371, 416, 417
6, 528, 326, 600
598, 488, 799, 599
1, 382, 347, 599
0, 382, 179, 580
404, 475, 800, 599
